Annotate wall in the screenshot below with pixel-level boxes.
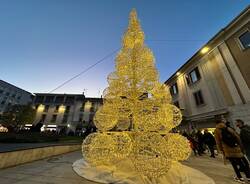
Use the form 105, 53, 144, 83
0, 144, 81, 169
226, 21, 250, 89
173, 49, 229, 119
228, 103, 250, 126
165, 7, 250, 129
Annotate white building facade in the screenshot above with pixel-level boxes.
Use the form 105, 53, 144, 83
165, 6, 250, 131
32, 93, 102, 133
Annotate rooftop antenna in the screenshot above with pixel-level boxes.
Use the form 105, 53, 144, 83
98, 89, 101, 97
83, 88, 87, 96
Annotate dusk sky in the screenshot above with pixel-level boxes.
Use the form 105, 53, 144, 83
1, 0, 249, 97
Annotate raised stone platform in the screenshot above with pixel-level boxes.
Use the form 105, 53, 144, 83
0, 144, 81, 169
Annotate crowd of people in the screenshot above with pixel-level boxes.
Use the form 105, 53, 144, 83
182, 119, 250, 183
182, 128, 216, 158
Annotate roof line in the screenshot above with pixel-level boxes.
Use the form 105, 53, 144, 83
34, 93, 85, 96
0, 79, 33, 95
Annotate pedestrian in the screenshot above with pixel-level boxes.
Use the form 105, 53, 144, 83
235, 119, 250, 161
196, 130, 205, 155
214, 120, 250, 183
226, 121, 235, 130
188, 136, 199, 156
203, 129, 216, 158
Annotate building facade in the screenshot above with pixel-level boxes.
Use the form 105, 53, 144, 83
165, 6, 250, 131
32, 93, 102, 133
0, 80, 33, 114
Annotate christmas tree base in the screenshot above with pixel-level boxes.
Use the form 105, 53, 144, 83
72, 158, 215, 184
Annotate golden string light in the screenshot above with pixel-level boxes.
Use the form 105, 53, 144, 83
82, 8, 191, 180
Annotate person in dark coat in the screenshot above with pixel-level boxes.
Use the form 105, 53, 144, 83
188, 135, 199, 156
196, 130, 205, 155
236, 119, 250, 161
215, 120, 250, 183
226, 121, 235, 130
203, 129, 216, 158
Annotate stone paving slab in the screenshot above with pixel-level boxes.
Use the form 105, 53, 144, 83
183, 155, 237, 184
0, 151, 242, 184
0, 151, 95, 184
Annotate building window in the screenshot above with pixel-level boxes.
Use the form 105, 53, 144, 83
173, 101, 180, 108
34, 96, 44, 103
239, 31, 250, 49
41, 114, 46, 122
5, 92, 10, 96
1, 97, 7, 105
62, 114, 68, 124
0, 90, 4, 94
193, 90, 205, 106
54, 105, 60, 113
90, 107, 95, 112
51, 114, 57, 123
45, 96, 54, 103
65, 106, 71, 113
186, 67, 201, 85
44, 105, 49, 112
80, 106, 84, 112
55, 96, 64, 103
79, 114, 83, 122
89, 114, 94, 122
80, 103, 85, 112
65, 96, 75, 104
170, 83, 178, 96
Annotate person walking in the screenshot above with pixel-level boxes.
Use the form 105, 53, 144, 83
203, 129, 216, 158
214, 120, 250, 183
196, 130, 205, 155
226, 121, 235, 130
235, 119, 250, 161
187, 135, 199, 156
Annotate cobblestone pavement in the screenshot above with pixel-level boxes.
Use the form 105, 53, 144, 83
0, 151, 245, 184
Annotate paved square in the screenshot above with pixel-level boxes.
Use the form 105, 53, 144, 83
0, 151, 238, 184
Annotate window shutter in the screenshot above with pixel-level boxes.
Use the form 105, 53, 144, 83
195, 67, 201, 80
175, 83, 178, 94
198, 91, 204, 104
185, 75, 190, 85
194, 93, 199, 106
169, 87, 173, 96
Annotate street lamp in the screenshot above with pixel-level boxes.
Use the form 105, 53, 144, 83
201, 46, 209, 54
58, 105, 65, 113
84, 101, 92, 111
37, 104, 45, 112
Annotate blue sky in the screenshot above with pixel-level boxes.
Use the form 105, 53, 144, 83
0, 0, 249, 97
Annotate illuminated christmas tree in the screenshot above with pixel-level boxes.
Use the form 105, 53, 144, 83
82, 9, 191, 181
